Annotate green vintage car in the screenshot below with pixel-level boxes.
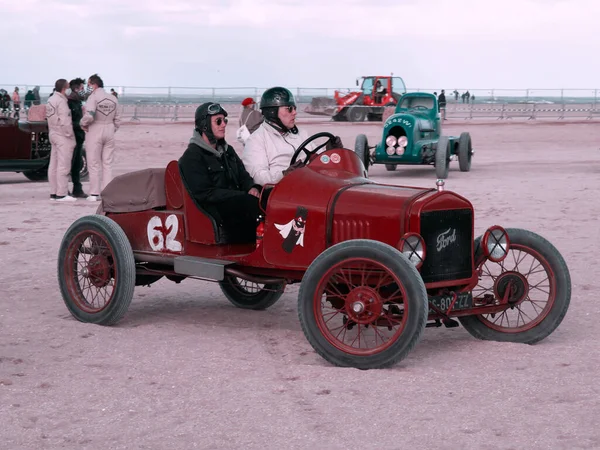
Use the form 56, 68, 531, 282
354, 92, 473, 178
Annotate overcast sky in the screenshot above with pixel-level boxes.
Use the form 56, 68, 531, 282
2, 0, 598, 92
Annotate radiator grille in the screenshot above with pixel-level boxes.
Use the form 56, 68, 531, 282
419, 209, 473, 283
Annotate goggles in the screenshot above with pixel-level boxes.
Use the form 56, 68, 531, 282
281, 105, 297, 113
215, 117, 228, 126
207, 103, 224, 114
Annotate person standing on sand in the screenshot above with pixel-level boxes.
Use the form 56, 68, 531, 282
46, 79, 77, 202
80, 73, 122, 201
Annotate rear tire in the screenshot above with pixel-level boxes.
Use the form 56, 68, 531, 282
79, 148, 89, 181
219, 275, 285, 310
58, 215, 136, 325
385, 164, 397, 172
23, 164, 49, 181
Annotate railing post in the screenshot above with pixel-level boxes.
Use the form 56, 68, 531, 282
212, 88, 215, 101
559, 102, 565, 120
132, 101, 139, 121
560, 88, 564, 106
168, 86, 172, 101
526, 89, 529, 102
529, 103, 536, 120
173, 102, 178, 121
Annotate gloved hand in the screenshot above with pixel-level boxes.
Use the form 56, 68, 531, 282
326, 135, 343, 150
282, 160, 305, 177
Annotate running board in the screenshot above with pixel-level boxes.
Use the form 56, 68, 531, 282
173, 256, 234, 281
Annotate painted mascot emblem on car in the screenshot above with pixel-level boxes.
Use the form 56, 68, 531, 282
436, 227, 457, 252
147, 215, 182, 252
330, 153, 341, 164
275, 206, 308, 253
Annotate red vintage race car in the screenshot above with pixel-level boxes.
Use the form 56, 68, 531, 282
57, 132, 571, 369
0, 116, 88, 181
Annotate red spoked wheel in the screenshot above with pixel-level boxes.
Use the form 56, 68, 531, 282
58, 215, 136, 325
298, 240, 428, 369
459, 228, 571, 344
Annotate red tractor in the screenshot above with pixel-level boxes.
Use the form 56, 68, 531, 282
305, 76, 407, 122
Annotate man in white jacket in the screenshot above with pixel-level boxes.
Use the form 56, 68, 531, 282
242, 87, 311, 186
80, 73, 122, 201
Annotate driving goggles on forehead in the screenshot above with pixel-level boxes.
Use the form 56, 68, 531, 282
207, 103, 224, 114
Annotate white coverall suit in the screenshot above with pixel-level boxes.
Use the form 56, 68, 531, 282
46, 92, 76, 197
80, 87, 122, 195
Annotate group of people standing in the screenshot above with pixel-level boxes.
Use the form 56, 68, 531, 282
46, 74, 121, 202
0, 86, 42, 119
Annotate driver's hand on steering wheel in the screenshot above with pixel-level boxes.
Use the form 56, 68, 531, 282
325, 135, 343, 150
282, 160, 305, 177
248, 187, 260, 198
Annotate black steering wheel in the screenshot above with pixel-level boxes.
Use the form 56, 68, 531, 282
411, 105, 428, 110
290, 132, 337, 165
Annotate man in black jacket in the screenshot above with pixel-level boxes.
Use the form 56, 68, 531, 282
179, 102, 262, 243
67, 78, 87, 198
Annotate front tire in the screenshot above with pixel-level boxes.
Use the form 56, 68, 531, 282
435, 136, 450, 179
298, 240, 428, 369
219, 275, 285, 310
459, 229, 571, 344
458, 132, 472, 172
58, 215, 136, 325
354, 134, 370, 173
385, 164, 397, 172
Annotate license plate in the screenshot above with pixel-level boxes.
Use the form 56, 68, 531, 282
428, 292, 473, 314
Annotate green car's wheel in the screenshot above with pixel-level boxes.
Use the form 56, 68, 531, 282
385, 164, 397, 171
458, 132, 472, 172
354, 134, 370, 173
435, 136, 450, 179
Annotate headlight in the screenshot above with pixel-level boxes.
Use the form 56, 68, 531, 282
482, 226, 510, 262
385, 135, 397, 147
397, 136, 408, 147
395, 147, 404, 156
386, 146, 395, 155
399, 233, 425, 268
